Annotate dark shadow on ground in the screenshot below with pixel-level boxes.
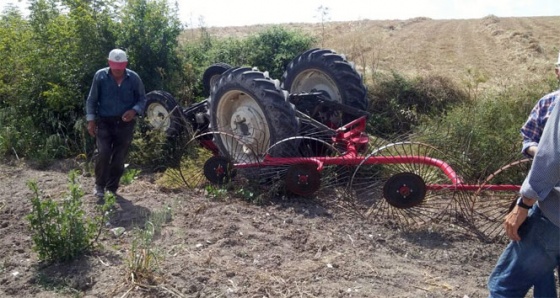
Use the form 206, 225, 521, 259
108, 195, 152, 229
29, 255, 95, 294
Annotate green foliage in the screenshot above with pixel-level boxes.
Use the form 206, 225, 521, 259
120, 167, 141, 185
125, 205, 171, 285
129, 123, 190, 171
235, 187, 256, 202
0, 0, 107, 163
0, 0, 185, 163
414, 81, 553, 181
119, 0, 183, 92
179, 25, 315, 101
205, 185, 229, 200
244, 26, 315, 79
26, 170, 114, 263
367, 71, 468, 137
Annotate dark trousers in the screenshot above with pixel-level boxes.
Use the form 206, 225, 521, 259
95, 118, 135, 192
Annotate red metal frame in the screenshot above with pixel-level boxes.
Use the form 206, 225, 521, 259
230, 116, 521, 193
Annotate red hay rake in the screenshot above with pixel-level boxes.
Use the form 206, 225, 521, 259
165, 115, 527, 243
142, 48, 528, 242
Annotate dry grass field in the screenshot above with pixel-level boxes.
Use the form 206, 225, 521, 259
2, 16, 560, 298
187, 16, 560, 90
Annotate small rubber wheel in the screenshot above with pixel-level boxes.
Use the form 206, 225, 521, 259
285, 163, 321, 197
144, 90, 183, 137
203, 156, 235, 185
383, 172, 426, 209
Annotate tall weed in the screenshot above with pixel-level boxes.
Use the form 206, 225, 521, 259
125, 205, 171, 286
26, 170, 115, 263
414, 80, 554, 182
367, 71, 468, 137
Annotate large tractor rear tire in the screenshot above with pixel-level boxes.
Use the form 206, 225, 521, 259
208, 67, 299, 161
281, 48, 368, 128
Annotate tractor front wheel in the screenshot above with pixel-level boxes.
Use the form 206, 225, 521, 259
143, 90, 183, 137
202, 63, 232, 97
281, 48, 368, 128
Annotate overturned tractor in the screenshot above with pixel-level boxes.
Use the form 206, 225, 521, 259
142, 48, 529, 242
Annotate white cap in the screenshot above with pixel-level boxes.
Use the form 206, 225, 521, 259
108, 49, 128, 69
108, 49, 127, 62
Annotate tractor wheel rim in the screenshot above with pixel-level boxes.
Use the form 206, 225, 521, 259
292, 70, 341, 103
216, 90, 270, 157
146, 103, 170, 130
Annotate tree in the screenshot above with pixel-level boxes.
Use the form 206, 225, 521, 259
119, 0, 183, 92
245, 26, 315, 79
315, 5, 330, 47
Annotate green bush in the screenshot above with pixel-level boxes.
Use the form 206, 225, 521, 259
129, 122, 192, 171
413, 80, 554, 182
179, 25, 315, 101
0, 0, 184, 163
26, 171, 114, 263
367, 71, 468, 137
244, 26, 316, 79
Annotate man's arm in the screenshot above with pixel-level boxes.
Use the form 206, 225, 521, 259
86, 71, 100, 136
131, 72, 146, 116
520, 100, 560, 202
505, 97, 560, 240
520, 104, 543, 157
525, 146, 537, 157
86, 71, 101, 122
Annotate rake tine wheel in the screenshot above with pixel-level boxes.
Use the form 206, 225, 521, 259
168, 131, 215, 190
163, 131, 262, 192
473, 158, 532, 242
349, 141, 469, 228
266, 135, 350, 200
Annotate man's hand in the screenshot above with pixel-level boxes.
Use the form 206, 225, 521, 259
504, 197, 535, 241
122, 110, 137, 122
526, 145, 537, 157
87, 120, 96, 137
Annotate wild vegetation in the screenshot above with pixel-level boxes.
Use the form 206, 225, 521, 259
2, 1, 559, 177
1, 1, 560, 297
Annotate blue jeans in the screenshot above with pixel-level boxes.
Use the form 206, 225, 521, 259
488, 206, 560, 298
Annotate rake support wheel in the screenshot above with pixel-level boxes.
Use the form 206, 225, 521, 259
473, 158, 532, 242
203, 156, 235, 185
383, 172, 426, 209
349, 141, 466, 227
285, 163, 321, 197
266, 136, 351, 199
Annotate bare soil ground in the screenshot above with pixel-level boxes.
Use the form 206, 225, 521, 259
3, 15, 560, 298
2, 158, 556, 298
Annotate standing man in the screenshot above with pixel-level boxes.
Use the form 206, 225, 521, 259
521, 52, 560, 158
86, 48, 146, 199
516, 53, 560, 297
487, 59, 560, 295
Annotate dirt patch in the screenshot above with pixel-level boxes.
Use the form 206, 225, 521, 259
0, 159, 547, 297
